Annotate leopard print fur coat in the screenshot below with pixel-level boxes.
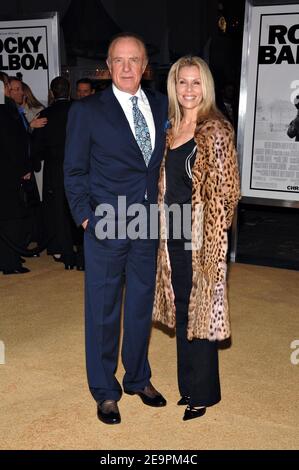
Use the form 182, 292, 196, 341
152, 118, 241, 341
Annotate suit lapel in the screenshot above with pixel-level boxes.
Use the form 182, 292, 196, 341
101, 86, 143, 159
144, 89, 164, 166
100, 86, 164, 167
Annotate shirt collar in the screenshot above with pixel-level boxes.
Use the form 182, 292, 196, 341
112, 84, 145, 105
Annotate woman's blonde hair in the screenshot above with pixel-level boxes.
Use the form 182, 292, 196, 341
167, 55, 223, 135
22, 82, 44, 109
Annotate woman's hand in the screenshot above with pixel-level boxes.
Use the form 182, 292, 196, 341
30, 114, 48, 129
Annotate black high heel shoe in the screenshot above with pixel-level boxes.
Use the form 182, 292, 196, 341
64, 263, 75, 270
177, 395, 190, 406
53, 255, 74, 269
183, 405, 206, 421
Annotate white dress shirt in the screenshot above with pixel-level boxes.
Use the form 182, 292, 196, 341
112, 84, 156, 151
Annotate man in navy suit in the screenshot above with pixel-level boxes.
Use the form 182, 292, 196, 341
64, 33, 168, 424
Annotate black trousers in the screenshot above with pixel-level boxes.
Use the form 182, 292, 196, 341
0, 218, 28, 270
168, 239, 221, 408
43, 189, 76, 264
84, 230, 157, 403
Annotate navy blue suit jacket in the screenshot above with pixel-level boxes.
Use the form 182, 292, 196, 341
64, 86, 168, 228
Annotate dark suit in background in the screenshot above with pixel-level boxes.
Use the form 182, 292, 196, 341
32, 99, 81, 267
0, 97, 30, 272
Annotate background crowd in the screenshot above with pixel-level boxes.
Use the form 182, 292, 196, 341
0, 73, 97, 274
0, 70, 236, 276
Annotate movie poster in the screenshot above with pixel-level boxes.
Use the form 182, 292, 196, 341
0, 14, 60, 106
240, 3, 299, 202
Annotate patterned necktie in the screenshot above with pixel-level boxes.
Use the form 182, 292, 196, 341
130, 96, 152, 166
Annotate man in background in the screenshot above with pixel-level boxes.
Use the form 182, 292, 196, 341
0, 72, 30, 274
76, 78, 95, 99
32, 77, 84, 270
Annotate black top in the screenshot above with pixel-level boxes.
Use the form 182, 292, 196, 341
165, 138, 197, 241
165, 138, 197, 205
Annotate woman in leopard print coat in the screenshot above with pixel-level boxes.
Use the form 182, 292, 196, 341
152, 56, 240, 420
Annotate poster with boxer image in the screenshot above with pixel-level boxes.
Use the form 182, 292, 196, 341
239, 2, 299, 203
0, 13, 60, 107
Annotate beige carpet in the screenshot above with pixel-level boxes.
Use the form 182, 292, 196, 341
0, 253, 298, 450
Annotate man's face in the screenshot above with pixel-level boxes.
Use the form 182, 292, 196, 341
10, 80, 24, 105
76, 83, 94, 99
107, 37, 147, 95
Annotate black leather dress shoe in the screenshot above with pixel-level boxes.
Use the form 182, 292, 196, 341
97, 400, 121, 425
177, 395, 190, 406
125, 382, 167, 407
3, 267, 30, 275
183, 406, 206, 421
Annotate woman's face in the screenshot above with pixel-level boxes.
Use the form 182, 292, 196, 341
176, 65, 203, 112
